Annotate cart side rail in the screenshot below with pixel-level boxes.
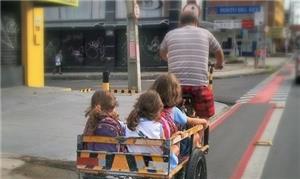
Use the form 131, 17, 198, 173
76, 125, 205, 178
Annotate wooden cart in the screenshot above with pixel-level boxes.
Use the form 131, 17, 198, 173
76, 124, 208, 179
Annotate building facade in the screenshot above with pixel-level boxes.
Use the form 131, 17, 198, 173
1, 1, 22, 87
44, 0, 203, 72
1, 0, 77, 88
204, 0, 285, 56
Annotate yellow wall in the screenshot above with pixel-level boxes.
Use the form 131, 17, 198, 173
21, 2, 44, 87
274, 0, 284, 26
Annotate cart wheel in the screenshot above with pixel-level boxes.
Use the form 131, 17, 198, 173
174, 168, 186, 179
185, 149, 207, 179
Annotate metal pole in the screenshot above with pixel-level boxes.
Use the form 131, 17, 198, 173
126, 0, 141, 92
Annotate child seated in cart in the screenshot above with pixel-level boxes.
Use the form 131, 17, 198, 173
77, 90, 207, 178
83, 90, 126, 152
150, 74, 209, 155
125, 90, 179, 169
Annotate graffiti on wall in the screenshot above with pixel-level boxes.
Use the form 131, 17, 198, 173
115, 29, 167, 68
140, 35, 161, 64
1, 15, 19, 49
1, 13, 21, 66
85, 37, 105, 60
45, 30, 106, 66
116, 30, 127, 67
139, 29, 168, 67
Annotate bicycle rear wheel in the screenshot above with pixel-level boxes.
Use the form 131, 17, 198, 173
185, 148, 207, 179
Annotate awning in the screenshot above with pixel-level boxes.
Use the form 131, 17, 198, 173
35, 0, 78, 7
45, 18, 170, 28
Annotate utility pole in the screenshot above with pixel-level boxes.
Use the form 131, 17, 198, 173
126, 0, 141, 92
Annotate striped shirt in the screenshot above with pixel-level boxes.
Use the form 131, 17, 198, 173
160, 25, 221, 86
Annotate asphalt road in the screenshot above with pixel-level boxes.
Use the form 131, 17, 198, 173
207, 64, 300, 179
45, 73, 269, 105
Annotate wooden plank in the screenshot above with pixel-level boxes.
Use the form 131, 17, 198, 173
82, 136, 167, 146
168, 157, 189, 178
78, 168, 169, 178
170, 125, 203, 145
78, 151, 168, 158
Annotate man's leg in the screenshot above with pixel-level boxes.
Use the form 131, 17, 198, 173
181, 86, 206, 148
193, 86, 214, 148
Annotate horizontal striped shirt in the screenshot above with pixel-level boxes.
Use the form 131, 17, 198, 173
160, 25, 221, 86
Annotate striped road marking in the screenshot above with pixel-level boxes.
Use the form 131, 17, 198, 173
236, 69, 281, 104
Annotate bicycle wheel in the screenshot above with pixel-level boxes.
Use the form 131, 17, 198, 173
185, 149, 207, 179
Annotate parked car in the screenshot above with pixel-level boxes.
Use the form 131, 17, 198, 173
294, 35, 300, 83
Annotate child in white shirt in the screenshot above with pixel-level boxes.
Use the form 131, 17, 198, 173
125, 90, 178, 169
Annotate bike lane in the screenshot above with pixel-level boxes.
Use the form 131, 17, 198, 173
207, 64, 293, 179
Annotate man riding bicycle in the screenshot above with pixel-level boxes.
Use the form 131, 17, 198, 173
159, 11, 224, 120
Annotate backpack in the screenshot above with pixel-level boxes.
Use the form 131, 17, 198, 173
91, 116, 127, 152
161, 108, 178, 139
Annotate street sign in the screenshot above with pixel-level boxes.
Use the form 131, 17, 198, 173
267, 27, 284, 39
254, 10, 264, 26
134, 3, 140, 18
242, 19, 254, 29
216, 6, 260, 14
213, 19, 241, 30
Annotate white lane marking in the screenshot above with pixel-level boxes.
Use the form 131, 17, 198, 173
242, 66, 293, 179
242, 109, 284, 179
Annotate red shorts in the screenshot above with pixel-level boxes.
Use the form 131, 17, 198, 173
181, 85, 215, 119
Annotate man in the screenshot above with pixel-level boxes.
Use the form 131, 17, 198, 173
160, 11, 224, 119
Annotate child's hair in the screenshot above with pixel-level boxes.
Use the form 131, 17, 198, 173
126, 90, 163, 131
150, 73, 182, 107
84, 90, 118, 135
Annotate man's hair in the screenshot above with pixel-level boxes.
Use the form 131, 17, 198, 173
179, 11, 198, 25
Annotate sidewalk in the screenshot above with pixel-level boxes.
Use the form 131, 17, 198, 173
1, 87, 228, 179
1, 57, 288, 178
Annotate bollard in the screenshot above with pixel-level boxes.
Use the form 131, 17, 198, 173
102, 71, 110, 91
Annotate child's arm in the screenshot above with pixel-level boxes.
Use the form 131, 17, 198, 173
187, 117, 209, 129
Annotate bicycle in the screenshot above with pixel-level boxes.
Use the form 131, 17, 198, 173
178, 62, 215, 179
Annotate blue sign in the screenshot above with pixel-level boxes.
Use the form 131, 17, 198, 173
216, 6, 261, 14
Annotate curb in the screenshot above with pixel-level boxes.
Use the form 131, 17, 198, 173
1, 154, 76, 171
45, 73, 162, 81
45, 69, 275, 81
213, 68, 275, 79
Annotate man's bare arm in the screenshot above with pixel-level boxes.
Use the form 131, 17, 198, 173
214, 49, 224, 69
160, 49, 168, 61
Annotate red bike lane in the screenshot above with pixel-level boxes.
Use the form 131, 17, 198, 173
208, 64, 293, 179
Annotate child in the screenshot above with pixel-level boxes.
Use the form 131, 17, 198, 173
150, 73, 208, 152
83, 90, 125, 152
125, 90, 178, 169
53, 50, 63, 74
